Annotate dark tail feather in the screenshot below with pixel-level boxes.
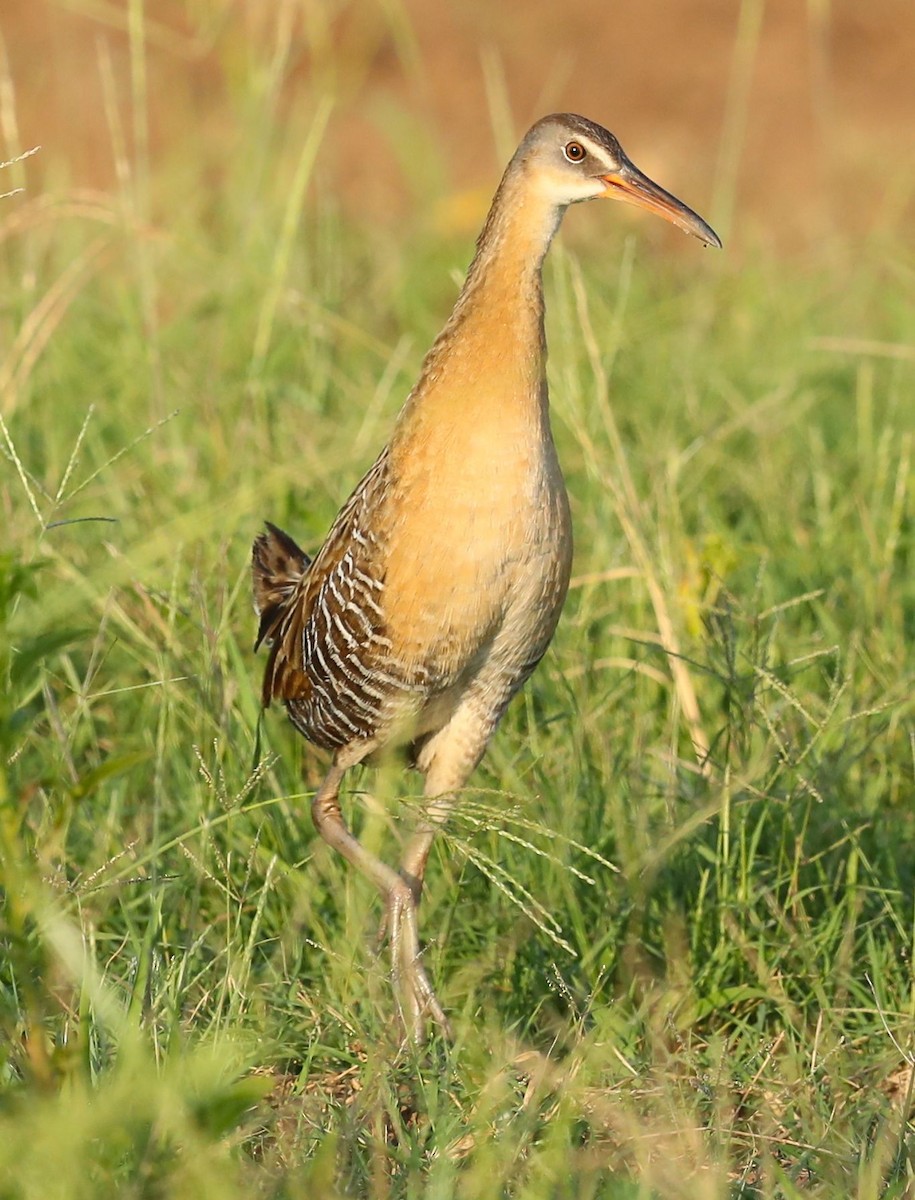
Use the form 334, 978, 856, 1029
252, 521, 311, 652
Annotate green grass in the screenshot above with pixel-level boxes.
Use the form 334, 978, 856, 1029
2, 52, 915, 1199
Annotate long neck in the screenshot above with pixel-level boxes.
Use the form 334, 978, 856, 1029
452, 169, 564, 344
394, 168, 566, 434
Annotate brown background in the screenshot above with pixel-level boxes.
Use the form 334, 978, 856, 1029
3, 0, 915, 250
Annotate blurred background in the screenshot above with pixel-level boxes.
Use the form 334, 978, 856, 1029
1, 8, 914, 1193
4, 0, 915, 251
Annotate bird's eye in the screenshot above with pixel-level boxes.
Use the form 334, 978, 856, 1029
563, 141, 586, 163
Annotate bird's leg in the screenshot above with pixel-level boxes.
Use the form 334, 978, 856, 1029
396, 704, 489, 910
311, 759, 450, 1041
382, 718, 489, 1031
397, 793, 455, 905
383, 872, 453, 1042
378, 793, 457, 1039
374, 792, 455, 948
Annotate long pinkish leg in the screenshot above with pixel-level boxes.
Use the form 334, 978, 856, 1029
312, 759, 451, 1041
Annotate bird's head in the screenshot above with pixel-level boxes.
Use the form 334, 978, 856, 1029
516, 113, 722, 249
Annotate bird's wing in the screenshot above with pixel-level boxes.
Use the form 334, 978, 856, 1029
252, 449, 394, 714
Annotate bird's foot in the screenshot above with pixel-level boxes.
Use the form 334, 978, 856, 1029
375, 867, 422, 949
385, 882, 452, 1044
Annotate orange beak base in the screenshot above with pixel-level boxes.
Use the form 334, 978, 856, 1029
600, 158, 721, 248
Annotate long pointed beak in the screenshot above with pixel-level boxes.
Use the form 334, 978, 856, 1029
600, 154, 722, 249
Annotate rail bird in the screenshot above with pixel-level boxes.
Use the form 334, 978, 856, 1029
253, 113, 720, 1041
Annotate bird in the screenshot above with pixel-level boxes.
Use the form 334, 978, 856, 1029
252, 113, 720, 1042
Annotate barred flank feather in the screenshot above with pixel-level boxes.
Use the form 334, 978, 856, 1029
251, 453, 416, 750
